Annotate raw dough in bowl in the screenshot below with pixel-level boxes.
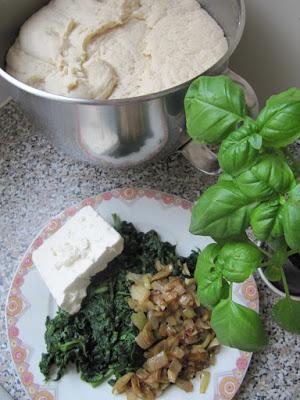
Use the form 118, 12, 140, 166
6, 0, 228, 100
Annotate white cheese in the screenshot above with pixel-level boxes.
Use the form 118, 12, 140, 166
32, 206, 124, 314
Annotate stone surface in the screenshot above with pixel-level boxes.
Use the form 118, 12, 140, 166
0, 101, 299, 399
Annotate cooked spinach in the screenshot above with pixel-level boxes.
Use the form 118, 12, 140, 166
39, 219, 197, 386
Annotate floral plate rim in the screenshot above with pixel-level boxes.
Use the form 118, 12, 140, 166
5, 187, 259, 400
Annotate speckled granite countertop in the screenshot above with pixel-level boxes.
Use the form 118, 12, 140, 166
0, 101, 299, 400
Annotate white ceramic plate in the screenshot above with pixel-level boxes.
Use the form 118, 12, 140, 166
6, 188, 259, 400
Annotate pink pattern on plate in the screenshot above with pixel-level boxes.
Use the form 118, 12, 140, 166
102, 192, 113, 201
236, 356, 249, 370
181, 200, 192, 210
45, 219, 61, 234
120, 188, 138, 200
65, 207, 77, 217
32, 237, 44, 250
33, 391, 54, 400
7, 296, 23, 317
144, 190, 156, 198
22, 255, 33, 269
13, 347, 27, 363
81, 198, 96, 208
162, 194, 174, 205
8, 325, 19, 338
242, 280, 258, 302
6, 188, 258, 400
22, 371, 34, 386
219, 376, 240, 399
13, 275, 24, 288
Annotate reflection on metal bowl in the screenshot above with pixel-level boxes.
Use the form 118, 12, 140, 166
0, 0, 256, 169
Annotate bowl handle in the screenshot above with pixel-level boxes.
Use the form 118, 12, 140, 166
181, 68, 259, 175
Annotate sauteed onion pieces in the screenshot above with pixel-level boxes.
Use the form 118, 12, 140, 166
114, 261, 219, 400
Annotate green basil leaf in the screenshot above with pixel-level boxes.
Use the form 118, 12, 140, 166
237, 155, 295, 200
257, 88, 300, 148
190, 182, 257, 240
197, 283, 229, 310
270, 247, 288, 265
218, 119, 261, 176
272, 297, 300, 334
263, 245, 287, 282
267, 87, 300, 104
194, 244, 221, 282
211, 299, 268, 352
194, 244, 229, 308
248, 133, 263, 150
216, 242, 262, 283
287, 182, 300, 201
264, 264, 282, 282
282, 184, 300, 250
184, 76, 247, 144
282, 203, 300, 251
250, 199, 284, 241
269, 237, 287, 251
214, 233, 250, 247
217, 173, 234, 183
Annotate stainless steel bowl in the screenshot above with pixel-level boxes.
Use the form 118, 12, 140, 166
0, 0, 255, 169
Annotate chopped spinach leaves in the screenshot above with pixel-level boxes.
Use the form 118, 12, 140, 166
39, 220, 197, 386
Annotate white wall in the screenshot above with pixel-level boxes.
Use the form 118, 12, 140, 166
231, 0, 300, 105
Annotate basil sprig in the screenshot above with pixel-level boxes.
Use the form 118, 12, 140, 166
184, 76, 247, 144
190, 182, 257, 240
195, 243, 265, 352
218, 118, 262, 176
257, 88, 300, 147
194, 244, 229, 308
211, 298, 268, 352
185, 76, 300, 351
273, 297, 300, 334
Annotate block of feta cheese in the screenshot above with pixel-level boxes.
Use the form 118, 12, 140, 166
32, 206, 124, 314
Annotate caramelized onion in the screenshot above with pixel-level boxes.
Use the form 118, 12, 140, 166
144, 351, 169, 372
182, 263, 191, 276
144, 370, 161, 386
113, 372, 134, 394
131, 312, 147, 331
176, 379, 194, 392
208, 337, 220, 350
131, 284, 150, 304
131, 375, 144, 398
126, 390, 137, 400
200, 370, 211, 394
151, 265, 173, 282
171, 346, 185, 360
167, 359, 182, 383
136, 321, 156, 349
118, 260, 219, 399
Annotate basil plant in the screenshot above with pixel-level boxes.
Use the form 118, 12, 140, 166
185, 76, 300, 352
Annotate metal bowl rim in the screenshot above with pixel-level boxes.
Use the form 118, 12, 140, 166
0, 0, 245, 106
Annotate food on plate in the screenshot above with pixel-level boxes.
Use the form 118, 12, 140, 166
32, 206, 124, 314
6, 0, 228, 100
38, 214, 218, 398
113, 261, 218, 399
